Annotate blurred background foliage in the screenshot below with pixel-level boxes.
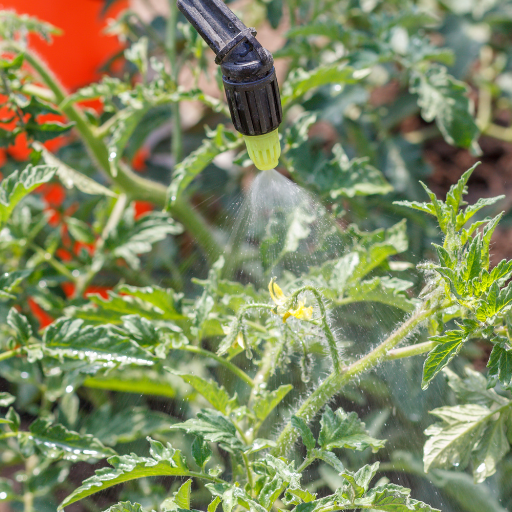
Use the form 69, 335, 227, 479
1, 0, 512, 511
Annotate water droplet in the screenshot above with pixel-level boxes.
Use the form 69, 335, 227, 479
72, 269, 80, 277
0, 492, 7, 500
66, 385, 74, 393
109, 151, 117, 161
20, 372, 29, 379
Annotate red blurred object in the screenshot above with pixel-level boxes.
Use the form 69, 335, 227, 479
38, 182, 66, 207
56, 247, 73, 261
45, 207, 62, 226
133, 200, 154, 218
61, 281, 76, 298
84, 285, 112, 299
11, 0, 127, 91
27, 297, 54, 329
74, 240, 96, 256
132, 146, 150, 172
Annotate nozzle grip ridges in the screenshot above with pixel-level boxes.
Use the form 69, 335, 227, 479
223, 68, 283, 136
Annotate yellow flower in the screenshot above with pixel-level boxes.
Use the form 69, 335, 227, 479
269, 278, 313, 322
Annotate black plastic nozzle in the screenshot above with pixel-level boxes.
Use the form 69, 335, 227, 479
177, 0, 282, 137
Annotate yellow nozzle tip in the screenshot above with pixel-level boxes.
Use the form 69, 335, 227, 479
243, 129, 281, 171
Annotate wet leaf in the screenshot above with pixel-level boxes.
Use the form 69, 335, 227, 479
58, 438, 190, 510
318, 406, 386, 452
20, 418, 115, 461
170, 410, 245, 454
169, 370, 237, 415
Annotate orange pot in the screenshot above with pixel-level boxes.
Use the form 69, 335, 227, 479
10, 0, 128, 90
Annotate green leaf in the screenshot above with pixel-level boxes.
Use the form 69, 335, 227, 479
281, 65, 367, 106
0, 52, 24, 70
339, 462, 380, 499
117, 285, 185, 320
325, 145, 393, 198
103, 503, 148, 512
39, 146, 117, 197
207, 496, 221, 512
82, 404, 169, 445
161, 479, 192, 511
0, 165, 55, 226
65, 217, 95, 244
191, 436, 212, 469
410, 65, 479, 150
423, 404, 494, 473
43, 318, 155, 367
291, 416, 316, 451
83, 368, 177, 398
318, 406, 386, 452
422, 329, 469, 389
443, 367, 507, 408
470, 413, 510, 483
6, 307, 32, 344
0, 11, 61, 42
253, 384, 293, 423
345, 276, 417, 312
169, 370, 237, 415
171, 410, 245, 454
5, 407, 20, 432
487, 342, 512, 389
20, 418, 115, 461
25, 120, 74, 143
58, 438, 190, 510
0, 270, 32, 300
477, 281, 512, 322
72, 291, 174, 324
353, 482, 440, 511
253, 455, 302, 509
167, 125, 241, 206
0, 392, 15, 407
104, 209, 182, 270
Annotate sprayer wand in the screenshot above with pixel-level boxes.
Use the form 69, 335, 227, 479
177, 0, 282, 170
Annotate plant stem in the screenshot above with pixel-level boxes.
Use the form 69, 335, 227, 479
28, 243, 75, 281
16, 45, 222, 263
291, 286, 341, 372
0, 348, 21, 362
177, 345, 254, 387
0, 432, 18, 440
242, 452, 254, 492
384, 340, 437, 361
167, 0, 183, 164
23, 455, 37, 512
271, 305, 438, 457
75, 193, 128, 297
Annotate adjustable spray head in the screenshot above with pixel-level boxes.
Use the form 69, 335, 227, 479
177, 0, 282, 170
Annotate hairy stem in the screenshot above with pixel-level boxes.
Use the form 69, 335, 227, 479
272, 305, 438, 457
17, 45, 222, 263
290, 286, 341, 372
384, 340, 437, 361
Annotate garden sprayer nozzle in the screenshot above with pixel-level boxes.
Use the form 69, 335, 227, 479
177, 0, 283, 171
243, 129, 281, 171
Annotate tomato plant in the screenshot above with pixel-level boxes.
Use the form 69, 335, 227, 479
1, 2, 512, 512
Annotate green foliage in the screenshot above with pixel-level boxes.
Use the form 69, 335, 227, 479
2, 4, 512, 512
0, 165, 55, 226
410, 65, 480, 151
58, 438, 190, 510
